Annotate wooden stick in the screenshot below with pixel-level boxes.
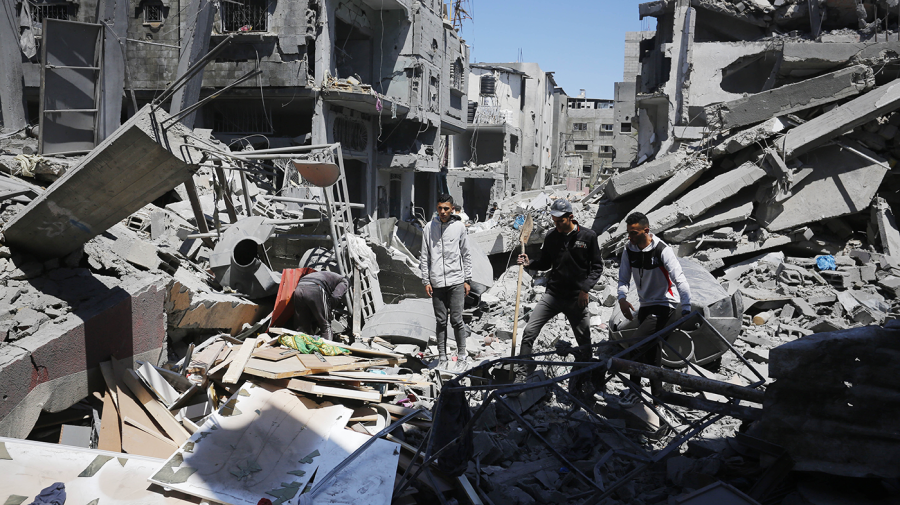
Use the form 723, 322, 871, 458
508, 242, 526, 381
223, 336, 262, 384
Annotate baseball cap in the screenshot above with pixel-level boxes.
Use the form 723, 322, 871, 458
549, 198, 573, 217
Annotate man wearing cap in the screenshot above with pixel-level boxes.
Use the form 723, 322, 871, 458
516, 198, 603, 380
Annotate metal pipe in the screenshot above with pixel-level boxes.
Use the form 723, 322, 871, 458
265, 196, 365, 208
239, 171, 253, 217
186, 220, 324, 238
230, 143, 338, 155
658, 392, 762, 421
163, 68, 262, 126
607, 357, 765, 404
226, 153, 338, 161
126, 38, 181, 49
153, 34, 235, 106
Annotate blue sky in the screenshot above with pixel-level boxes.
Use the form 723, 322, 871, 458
456, 0, 656, 99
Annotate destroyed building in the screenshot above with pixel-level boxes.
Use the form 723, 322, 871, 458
561, 95, 616, 188
2, 0, 469, 222
445, 62, 564, 222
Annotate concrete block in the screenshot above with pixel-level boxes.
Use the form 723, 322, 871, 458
1, 105, 201, 258
758, 322, 900, 478
0, 273, 167, 439
760, 144, 887, 232
605, 151, 687, 200
711, 117, 786, 159
111, 237, 159, 271
873, 197, 900, 257
649, 162, 767, 233
706, 65, 874, 130
780, 78, 900, 159
664, 200, 753, 243
165, 276, 263, 338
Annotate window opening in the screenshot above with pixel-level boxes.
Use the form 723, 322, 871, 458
221, 0, 268, 32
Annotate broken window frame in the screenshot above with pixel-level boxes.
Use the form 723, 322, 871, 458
574, 144, 589, 151
25, 2, 74, 24
573, 122, 588, 131
333, 116, 367, 152
620, 122, 632, 133
220, 0, 269, 33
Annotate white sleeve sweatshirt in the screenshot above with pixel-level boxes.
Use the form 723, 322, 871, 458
617, 235, 691, 313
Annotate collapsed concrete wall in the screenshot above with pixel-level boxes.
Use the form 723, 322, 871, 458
0, 272, 167, 439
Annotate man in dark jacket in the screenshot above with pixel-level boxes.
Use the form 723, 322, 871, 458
293, 270, 349, 340
516, 198, 603, 379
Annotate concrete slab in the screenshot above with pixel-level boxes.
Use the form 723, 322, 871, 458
605, 151, 688, 201
760, 144, 887, 231
664, 199, 754, 243
1, 105, 201, 258
706, 64, 874, 130
649, 162, 767, 232
873, 197, 900, 256
711, 117, 786, 159
0, 273, 167, 439
779, 79, 900, 159
758, 322, 900, 478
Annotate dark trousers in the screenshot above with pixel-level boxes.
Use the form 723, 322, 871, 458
519, 291, 592, 374
629, 305, 675, 396
432, 284, 467, 360
293, 282, 332, 340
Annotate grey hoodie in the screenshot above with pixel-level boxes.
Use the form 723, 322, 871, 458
420, 213, 473, 288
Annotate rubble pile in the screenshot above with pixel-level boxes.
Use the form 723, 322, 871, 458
2, 0, 900, 502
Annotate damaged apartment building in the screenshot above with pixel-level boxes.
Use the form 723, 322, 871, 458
444, 62, 565, 222
0, 0, 469, 223
596, 0, 900, 260
560, 94, 616, 189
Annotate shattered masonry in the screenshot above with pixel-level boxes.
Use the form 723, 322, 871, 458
1, 0, 900, 504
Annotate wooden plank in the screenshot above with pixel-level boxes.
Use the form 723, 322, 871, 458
122, 369, 190, 445
297, 354, 363, 371
286, 379, 382, 402
378, 403, 428, 418
192, 340, 226, 369
97, 391, 121, 452
121, 424, 178, 459
110, 358, 171, 442
207, 346, 235, 375
222, 336, 262, 384
251, 347, 300, 361
243, 355, 310, 379
123, 416, 179, 448
314, 357, 403, 373
326, 371, 421, 383
98, 360, 118, 410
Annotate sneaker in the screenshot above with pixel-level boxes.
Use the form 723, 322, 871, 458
617, 389, 641, 408
428, 357, 449, 370
456, 356, 470, 371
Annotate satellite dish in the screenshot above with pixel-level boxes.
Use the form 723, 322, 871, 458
292, 160, 341, 187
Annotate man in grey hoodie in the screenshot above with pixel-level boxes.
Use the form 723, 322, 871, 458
420, 194, 473, 368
